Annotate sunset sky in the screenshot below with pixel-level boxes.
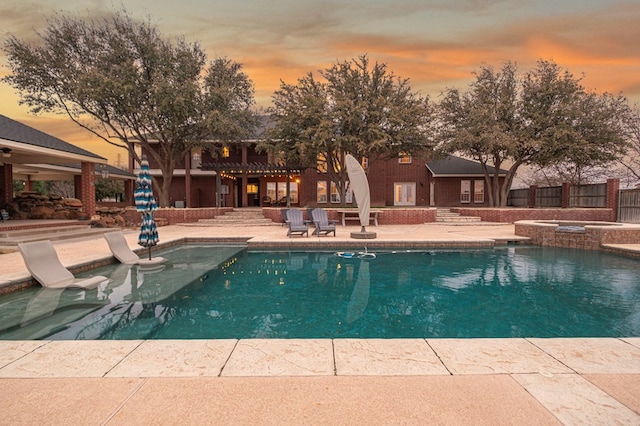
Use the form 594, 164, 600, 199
1, 0, 639, 165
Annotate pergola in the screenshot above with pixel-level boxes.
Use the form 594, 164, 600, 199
201, 161, 302, 207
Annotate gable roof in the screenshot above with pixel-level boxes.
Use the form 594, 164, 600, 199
426, 155, 507, 177
0, 114, 105, 162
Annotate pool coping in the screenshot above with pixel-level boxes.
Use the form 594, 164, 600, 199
1, 223, 640, 423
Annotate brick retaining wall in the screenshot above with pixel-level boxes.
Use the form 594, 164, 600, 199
123, 207, 233, 225
263, 207, 436, 225
455, 208, 615, 223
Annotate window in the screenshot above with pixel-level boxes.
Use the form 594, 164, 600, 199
276, 182, 287, 202
246, 184, 258, 194
361, 157, 369, 171
266, 182, 276, 201
474, 180, 485, 203
289, 182, 299, 203
398, 153, 412, 164
394, 182, 416, 206
330, 182, 340, 203
460, 180, 471, 203
191, 148, 202, 168
222, 146, 230, 158
317, 153, 327, 173
317, 181, 327, 203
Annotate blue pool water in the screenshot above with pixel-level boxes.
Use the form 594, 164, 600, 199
0, 244, 639, 340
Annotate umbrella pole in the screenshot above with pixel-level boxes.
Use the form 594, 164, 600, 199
148, 246, 152, 260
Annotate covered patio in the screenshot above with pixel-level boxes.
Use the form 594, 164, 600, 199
0, 114, 133, 218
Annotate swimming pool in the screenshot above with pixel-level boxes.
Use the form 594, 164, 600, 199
0, 244, 638, 340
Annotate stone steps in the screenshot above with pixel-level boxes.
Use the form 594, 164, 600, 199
435, 209, 482, 223
188, 208, 279, 227
0, 225, 120, 246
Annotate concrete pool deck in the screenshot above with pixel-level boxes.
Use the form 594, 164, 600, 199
1, 221, 640, 424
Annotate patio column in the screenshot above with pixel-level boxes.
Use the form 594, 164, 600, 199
528, 185, 537, 208
78, 162, 97, 217
607, 178, 620, 222
184, 151, 192, 208
561, 182, 571, 208
0, 163, 12, 208
241, 145, 248, 207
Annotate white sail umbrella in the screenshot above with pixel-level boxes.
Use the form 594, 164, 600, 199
346, 154, 371, 233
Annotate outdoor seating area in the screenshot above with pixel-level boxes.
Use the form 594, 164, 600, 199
311, 208, 337, 237
104, 231, 167, 266
17, 240, 109, 289
285, 208, 309, 238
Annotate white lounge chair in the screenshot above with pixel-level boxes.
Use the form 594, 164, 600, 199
18, 241, 109, 289
104, 231, 167, 266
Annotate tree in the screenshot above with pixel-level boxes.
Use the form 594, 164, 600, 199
95, 179, 125, 202
617, 105, 640, 187
261, 55, 435, 205
3, 10, 256, 206
438, 60, 630, 206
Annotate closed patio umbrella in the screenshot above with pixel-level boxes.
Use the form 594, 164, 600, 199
134, 156, 159, 260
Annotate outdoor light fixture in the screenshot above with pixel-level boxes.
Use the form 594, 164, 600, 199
99, 164, 109, 179
1, 147, 11, 158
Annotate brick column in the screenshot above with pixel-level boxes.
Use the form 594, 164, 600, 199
241, 145, 248, 207
79, 162, 96, 216
185, 152, 192, 208
1, 163, 12, 209
528, 185, 537, 208
561, 182, 571, 208
124, 179, 134, 205
606, 178, 620, 222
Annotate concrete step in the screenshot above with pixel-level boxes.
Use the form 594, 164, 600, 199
195, 218, 278, 226
435, 216, 482, 223
435, 208, 481, 223
190, 208, 278, 226
0, 225, 91, 238
0, 226, 121, 245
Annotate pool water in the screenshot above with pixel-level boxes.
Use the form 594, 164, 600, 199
1, 245, 639, 340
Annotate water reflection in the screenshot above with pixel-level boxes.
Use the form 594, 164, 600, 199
1, 246, 639, 340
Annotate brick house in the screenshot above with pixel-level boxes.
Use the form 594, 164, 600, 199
145, 135, 506, 208
425, 155, 508, 207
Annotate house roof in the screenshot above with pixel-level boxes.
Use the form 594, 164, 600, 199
0, 114, 105, 163
426, 155, 507, 177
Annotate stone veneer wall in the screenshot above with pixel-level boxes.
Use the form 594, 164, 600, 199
7, 192, 86, 220
514, 221, 640, 250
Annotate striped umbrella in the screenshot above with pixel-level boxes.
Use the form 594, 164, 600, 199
134, 157, 159, 260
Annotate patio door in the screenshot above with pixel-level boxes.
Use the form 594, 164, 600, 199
394, 182, 416, 206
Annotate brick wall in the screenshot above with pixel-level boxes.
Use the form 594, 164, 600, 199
123, 207, 233, 225
455, 208, 615, 223
263, 207, 436, 225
